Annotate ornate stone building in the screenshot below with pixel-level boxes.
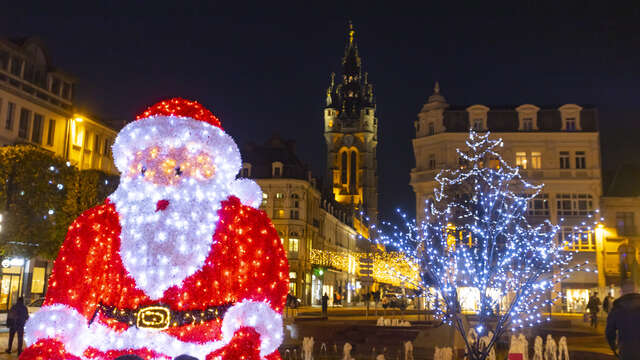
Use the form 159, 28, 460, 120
324, 23, 378, 225
411, 83, 602, 312
0, 37, 118, 175
242, 136, 361, 306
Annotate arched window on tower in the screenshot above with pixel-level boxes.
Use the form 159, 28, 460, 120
350, 150, 357, 193
341, 151, 348, 184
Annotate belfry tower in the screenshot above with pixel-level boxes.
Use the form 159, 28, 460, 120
324, 22, 378, 226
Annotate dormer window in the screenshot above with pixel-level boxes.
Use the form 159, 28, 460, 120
516, 104, 539, 131
428, 122, 435, 136
466, 105, 489, 132
472, 119, 483, 131
272, 161, 283, 177
559, 104, 583, 131
241, 162, 252, 178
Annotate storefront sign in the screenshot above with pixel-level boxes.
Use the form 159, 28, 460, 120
1, 258, 24, 268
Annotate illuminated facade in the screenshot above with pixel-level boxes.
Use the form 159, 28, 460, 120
242, 136, 367, 306
324, 23, 378, 225
0, 37, 118, 175
0, 37, 118, 311
598, 165, 640, 295
411, 83, 602, 312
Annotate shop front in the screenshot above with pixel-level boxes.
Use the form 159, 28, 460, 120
0, 257, 50, 312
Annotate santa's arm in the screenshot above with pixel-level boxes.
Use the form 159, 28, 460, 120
217, 199, 289, 358
23, 204, 115, 357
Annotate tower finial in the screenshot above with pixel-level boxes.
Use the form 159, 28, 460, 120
348, 20, 355, 45
434, 81, 440, 94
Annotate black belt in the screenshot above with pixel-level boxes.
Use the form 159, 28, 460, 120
95, 302, 233, 330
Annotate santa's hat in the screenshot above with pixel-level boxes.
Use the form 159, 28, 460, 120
112, 98, 242, 187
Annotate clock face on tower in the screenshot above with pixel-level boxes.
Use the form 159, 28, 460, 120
344, 134, 354, 147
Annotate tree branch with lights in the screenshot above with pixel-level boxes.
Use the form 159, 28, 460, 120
376, 131, 595, 360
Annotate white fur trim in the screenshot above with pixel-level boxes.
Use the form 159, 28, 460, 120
25, 304, 226, 359
230, 179, 263, 208
112, 115, 242, 185
221, 300, 283, 357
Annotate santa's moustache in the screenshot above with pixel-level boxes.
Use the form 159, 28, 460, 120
110, 178, 230, 299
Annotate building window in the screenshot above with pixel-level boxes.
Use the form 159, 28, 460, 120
472, 118, 483, 131
556, 193, 594, 216
272, 161, 283, 177
515, 152, 527, 169
487, 156, 500, 169
94, 134, 101, 154
288, 238, 299, 253
290, 210, 299, 219
51, 78, 61, 95
559, 151, 570, 169
0, 50, 8, 70
62, 82, 72, 100
5, 102, 15, 130
565, 117, 577, 131
103, 138, 111, 157
575, 151, 586, 169
522, 118, 533, 131
560, 226, 595, 251
428, 122, 435, 136
261, 193, 268, 207
289, 272, 297, 295
616, 212, 635, 236
31, 113, 43, 144
428, 154, 436, 170
241, 162, 252, 178
350, 150, 357, 190
340, 151, 348, 184
527, 193, 549, 216
46, 119, 55, 146
276, 192, 284, 199
18, 108, 30, 138
530, 152, 542, 169
10, 57, 22, 77
31, 267, 46, 294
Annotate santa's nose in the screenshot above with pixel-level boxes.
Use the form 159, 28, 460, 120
156, 199, 170, 212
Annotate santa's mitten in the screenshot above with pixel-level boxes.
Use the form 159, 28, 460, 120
221, 300, 283, 358
18, 338, 81, 360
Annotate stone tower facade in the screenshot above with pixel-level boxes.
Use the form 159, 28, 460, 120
324, 23, 378, 225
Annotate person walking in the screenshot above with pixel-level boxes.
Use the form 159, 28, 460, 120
606, 282, 640, 359
321, 292, 329, 318
586, 291, 601, 328
5, 297, 29, 355
603, 292, 614, 315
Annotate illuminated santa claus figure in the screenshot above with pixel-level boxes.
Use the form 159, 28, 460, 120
21, 98, 289, 360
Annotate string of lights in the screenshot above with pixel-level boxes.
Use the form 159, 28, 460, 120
373, 131, 599, 360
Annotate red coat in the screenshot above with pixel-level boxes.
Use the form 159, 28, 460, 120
21, 196, 288, 360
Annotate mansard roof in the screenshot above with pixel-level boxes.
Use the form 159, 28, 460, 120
241, 135, 310, 180
439, 104, 598, 132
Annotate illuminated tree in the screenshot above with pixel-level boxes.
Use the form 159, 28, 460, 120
0, 145, 118, 258
377, 131, 592, 360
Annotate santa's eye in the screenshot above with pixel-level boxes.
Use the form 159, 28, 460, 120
175, 167, 183, 176
141, 166, 147, 176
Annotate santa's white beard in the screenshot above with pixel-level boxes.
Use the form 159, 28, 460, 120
109, 178, 230, 299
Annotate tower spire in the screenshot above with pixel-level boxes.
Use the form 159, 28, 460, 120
348, 20, 355, 46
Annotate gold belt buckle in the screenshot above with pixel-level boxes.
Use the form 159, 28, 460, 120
136, 305, 171, 330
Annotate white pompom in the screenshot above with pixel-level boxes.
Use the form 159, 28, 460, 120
230, 179, 263, 208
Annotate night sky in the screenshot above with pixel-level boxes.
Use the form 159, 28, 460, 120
2, 2, 639, 220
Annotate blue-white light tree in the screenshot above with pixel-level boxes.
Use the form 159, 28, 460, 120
377, 131, 592, 360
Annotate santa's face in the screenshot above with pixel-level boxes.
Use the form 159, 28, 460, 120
110, 145, 231, 299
